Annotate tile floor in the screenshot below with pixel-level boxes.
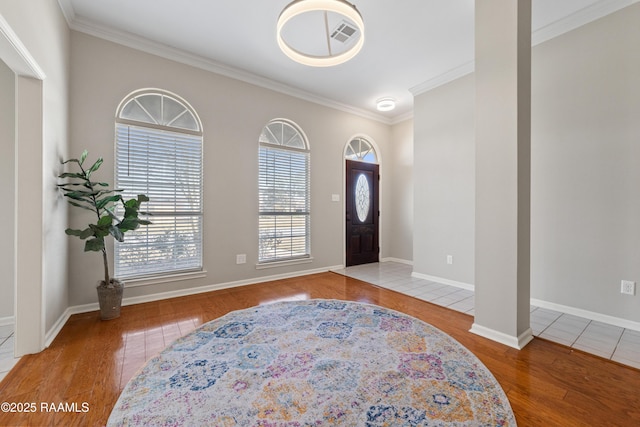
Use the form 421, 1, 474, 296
333, 261, 640, 370
0, 324, 19, 383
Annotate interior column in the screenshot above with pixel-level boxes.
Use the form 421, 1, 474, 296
471, 0, 533, 349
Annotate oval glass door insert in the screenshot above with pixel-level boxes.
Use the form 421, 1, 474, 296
355, 173, 370, 222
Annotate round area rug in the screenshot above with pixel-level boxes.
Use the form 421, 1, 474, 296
108, 299, 516, 426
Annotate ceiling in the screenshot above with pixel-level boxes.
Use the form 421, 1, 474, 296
58, 0, 629, 123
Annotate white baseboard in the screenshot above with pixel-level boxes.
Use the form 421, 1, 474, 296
411, 272, 475, 292
407, 274, 640, 333
470, 323, 534, 350
0, 316, 14, 327
380, 257, 413, 266
531, 298, 640, 333
45, 311, 71, 348
45, 264, 344, 347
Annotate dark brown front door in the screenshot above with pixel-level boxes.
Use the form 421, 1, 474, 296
346, 160, 379, 266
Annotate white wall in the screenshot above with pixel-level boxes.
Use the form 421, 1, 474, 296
0, 59, 14, 320
68, 32, 393, 306
0, 1, 70, 336
413, 4, 640, 323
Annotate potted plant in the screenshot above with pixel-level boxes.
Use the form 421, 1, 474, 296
58, 150, 151, 320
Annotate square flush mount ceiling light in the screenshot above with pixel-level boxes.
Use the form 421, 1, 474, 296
277, 0, 364, 67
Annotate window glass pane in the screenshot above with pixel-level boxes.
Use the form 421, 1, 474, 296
263, 121, 306, 149
162, 96, 186, 125
355, 173, 370, 222
170, 112, 198, 131
115, 215, 202, 278
258, 119, 310, 263
115, 90, 202, 279
119, 92, 200, 131
121, 100, 153, 123
137, 94, 162, 123
346, 137, 377, 163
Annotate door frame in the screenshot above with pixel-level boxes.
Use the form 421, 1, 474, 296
342, 134, 382, 267
1, 15, 46, 356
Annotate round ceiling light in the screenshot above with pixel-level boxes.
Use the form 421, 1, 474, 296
376, 98, 396, 112
277, 0, 364, 67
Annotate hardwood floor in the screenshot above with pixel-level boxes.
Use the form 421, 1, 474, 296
1, 272, 639, 426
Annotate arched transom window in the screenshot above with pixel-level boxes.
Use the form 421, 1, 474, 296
345, 136, 377, 163
115, 89, 203, 279
258, 119, 310, 263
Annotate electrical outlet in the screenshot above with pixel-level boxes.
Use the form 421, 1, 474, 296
446, 255, 453, 265
236, 254, 247, 264
621, 280, 636, 295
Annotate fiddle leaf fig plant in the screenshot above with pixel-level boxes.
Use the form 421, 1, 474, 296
58, 150, 151, 288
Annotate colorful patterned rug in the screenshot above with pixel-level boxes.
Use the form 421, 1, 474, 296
108, 300, 516, 426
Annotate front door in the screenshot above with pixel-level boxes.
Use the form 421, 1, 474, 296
346, 160, 379, 266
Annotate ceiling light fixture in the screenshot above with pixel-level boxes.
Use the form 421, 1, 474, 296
376, 98, 396, 112
277, 0, 364, 67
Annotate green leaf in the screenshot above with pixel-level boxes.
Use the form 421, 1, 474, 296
65, 189, 98, 199
97, 215, 112, 227
84, 237, 105, 252
95, 195, 121, 210
89, 223, 110, 238
61, 158, 82, 166
118, 218, 140, 231
123, 206, 138, 219
109, 225, 124, 242
58, 172, 86, 180
103, 207, 118, 220
124, 198, 139, 209
65, 228, 94, 239
80, 150, 88, 165
86, 157, 103, 177
137, 194, 150, 203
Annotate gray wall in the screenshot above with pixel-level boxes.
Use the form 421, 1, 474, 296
68, 32, 394, 306
413, 4, 640, 323
530, 3, 640, 321
0, 59, 14, 320
414, 74, 475, 285
0, 0, 70, 334
386, 118, 414, 263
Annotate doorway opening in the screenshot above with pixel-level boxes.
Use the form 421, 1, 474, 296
0, 58, 16, 375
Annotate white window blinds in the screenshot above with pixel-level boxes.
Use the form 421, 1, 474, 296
115, 122, 203, 279
258, 120, 310, 263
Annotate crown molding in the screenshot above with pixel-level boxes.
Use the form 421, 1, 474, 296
388, 110, 414, 125
56, 0, 636, 120
409, 61, 475, 97
60, 9, 392, 125
532, 0, 639, 45
410, 0, 638, 97
56, 0, 76, 25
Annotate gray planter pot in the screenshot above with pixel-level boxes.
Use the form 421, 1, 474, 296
97, 279, 124, 320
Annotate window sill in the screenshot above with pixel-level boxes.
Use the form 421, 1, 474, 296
119, 270, 207, 288
255, 257, 314, 270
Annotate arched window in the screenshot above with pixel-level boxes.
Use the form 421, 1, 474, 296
258, 119, 310, 263
115, 89, 203, 278
345, 136, 377, 163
